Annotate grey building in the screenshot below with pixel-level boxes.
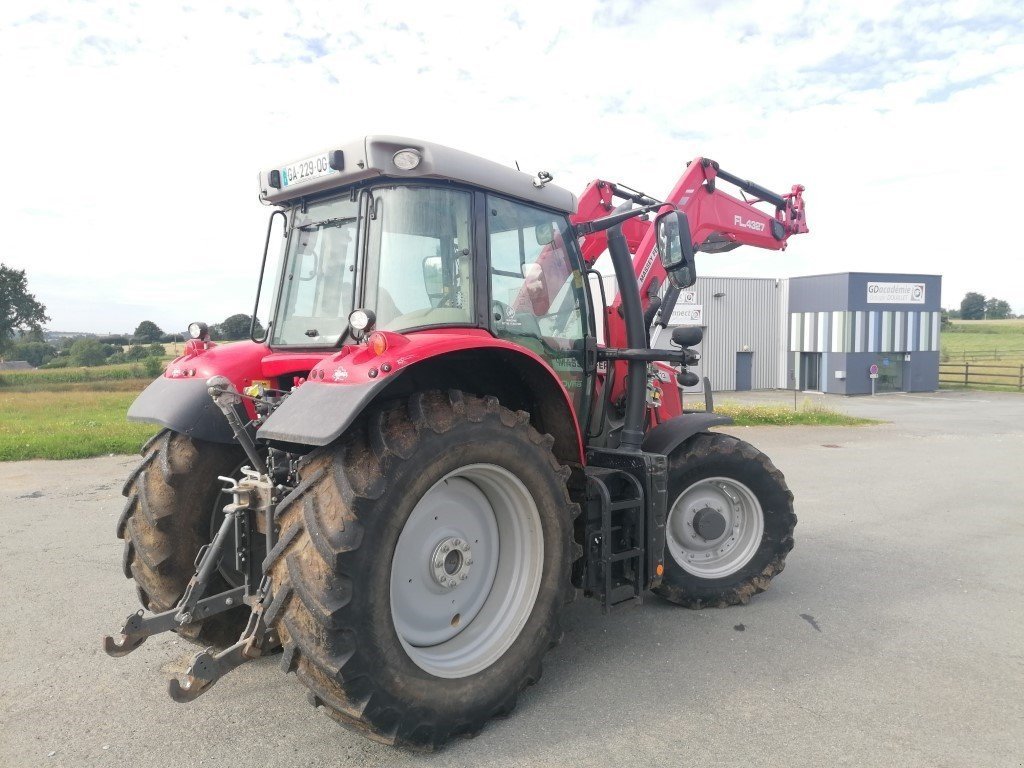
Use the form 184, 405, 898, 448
651, 271, 942, 395
788, 272, 942, 395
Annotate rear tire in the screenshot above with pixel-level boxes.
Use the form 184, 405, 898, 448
265, 391, 578, 750
116, 429, 250, 646
653, 432, 796, 608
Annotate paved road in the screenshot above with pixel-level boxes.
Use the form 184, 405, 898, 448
1, 390, 1022, 767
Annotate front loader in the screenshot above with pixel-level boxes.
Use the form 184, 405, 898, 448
104, 136, 807, 749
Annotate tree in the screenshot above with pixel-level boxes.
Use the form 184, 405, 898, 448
133, 320, 164, 343
984, 297, 1012, 320
215, 313, 262, 340
9, 341, 56, 367
69, 338, 107, 367
0, 264, 49, 354
960, 292, 986, 320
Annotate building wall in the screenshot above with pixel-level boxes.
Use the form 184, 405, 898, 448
655, 276, 783, 392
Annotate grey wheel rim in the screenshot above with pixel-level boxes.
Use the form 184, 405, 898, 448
666, 476, 764, 578
389, 463, 544, 679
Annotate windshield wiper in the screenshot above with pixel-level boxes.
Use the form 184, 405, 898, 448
296, 215, 358, 231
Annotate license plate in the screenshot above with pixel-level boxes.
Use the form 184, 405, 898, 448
281, 153, 337, 187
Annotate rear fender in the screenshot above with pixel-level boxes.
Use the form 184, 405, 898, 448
127, 341, 327, 444
256, 330, 585, 464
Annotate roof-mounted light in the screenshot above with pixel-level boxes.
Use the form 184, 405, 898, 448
348, 308, 376, 340
393, 149, 422, 171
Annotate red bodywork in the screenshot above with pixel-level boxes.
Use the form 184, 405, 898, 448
163, 157, 806, 458
165, 329, 585, 459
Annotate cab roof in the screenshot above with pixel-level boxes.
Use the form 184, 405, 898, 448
258, 135, 578, 214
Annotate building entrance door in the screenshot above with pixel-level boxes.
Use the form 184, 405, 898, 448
875, 355, 904, 392
736, 351, 753, 391
800, 353, 821, 390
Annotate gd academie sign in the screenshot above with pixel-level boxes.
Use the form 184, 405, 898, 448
866, 282, 926, 305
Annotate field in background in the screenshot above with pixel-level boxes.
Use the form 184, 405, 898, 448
0, 379, 155, 461
940, 319, 1024, 389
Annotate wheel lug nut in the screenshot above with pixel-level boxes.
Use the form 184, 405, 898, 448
459, 573, 468, 580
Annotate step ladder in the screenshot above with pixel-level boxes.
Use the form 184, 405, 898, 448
584, 467, 645, 613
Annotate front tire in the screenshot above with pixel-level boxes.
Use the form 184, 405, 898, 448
653, 432, 796, 608
265, 391, 577, 750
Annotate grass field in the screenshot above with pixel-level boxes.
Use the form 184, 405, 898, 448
0, 379, 157, 461
0, 362, 162, 389
688, 400, 877, 427
940, 319, 1024, 389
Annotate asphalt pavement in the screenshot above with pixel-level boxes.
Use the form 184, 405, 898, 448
1, 389, 1022, 767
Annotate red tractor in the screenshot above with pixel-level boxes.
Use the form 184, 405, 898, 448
105, 136, 808, 749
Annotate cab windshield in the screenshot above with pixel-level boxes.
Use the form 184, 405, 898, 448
271, 196, 359, 346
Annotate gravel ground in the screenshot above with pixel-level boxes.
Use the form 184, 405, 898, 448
1, 389, 1021, 767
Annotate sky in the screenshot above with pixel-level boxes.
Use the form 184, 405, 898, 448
1, 0, 1022, 334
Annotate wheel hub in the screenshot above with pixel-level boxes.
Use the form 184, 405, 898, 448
692, 506, 727, 541
430, 537, 473, 589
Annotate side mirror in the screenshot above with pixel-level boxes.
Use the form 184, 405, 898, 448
422, 256, 443, 302
656, 210, 697, 289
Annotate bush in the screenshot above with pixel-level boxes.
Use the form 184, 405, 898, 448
106, 352, 127, 364
143, 357, 164, 377
40, 357, 70, 369
69, 338, 107, 367
125, 344, 150, 361
147, 343, 166, 357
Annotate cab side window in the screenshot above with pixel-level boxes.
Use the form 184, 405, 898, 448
486, 195, 589, 411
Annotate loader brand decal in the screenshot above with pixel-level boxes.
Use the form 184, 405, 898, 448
733, 215, 766, 232
866, 282, 926, 304
637, 250, 658, 288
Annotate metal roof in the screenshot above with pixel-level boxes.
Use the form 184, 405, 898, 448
258, 135, 578, 214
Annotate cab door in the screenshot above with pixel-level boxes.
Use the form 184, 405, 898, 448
484, 194, 594, 425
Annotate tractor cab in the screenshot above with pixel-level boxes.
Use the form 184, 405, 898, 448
254, 136, 597, 414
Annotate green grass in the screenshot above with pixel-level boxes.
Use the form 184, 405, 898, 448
941, 319, 1024, 360
0, 380, 157, 461
688, 400, 878, 426
940, 319, 1024, 389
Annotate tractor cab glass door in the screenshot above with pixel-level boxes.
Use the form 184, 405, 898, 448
486, 195, 591, 418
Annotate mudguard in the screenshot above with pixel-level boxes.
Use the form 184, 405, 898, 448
642, 412, 733, 457
127, 377, 234, 443
256, 377, 395, 446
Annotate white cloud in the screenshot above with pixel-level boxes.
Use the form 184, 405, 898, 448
1, 0, 1022, 332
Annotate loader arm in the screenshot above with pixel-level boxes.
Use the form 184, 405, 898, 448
572, 157, 807, 351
